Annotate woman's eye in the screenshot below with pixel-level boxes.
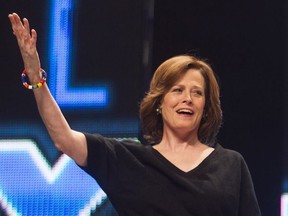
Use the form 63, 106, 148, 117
172, 88, 182, 92
193, 90, 203, 96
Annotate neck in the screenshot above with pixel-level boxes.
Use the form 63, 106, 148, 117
158, 128, 201, 152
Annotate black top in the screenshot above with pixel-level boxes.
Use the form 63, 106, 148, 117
79, 133, 261, 216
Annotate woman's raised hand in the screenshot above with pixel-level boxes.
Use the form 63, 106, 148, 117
8, 13, 41, 84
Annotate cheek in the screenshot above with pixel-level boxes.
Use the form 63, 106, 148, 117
161, 95, 178, 109
200, 97, 206, 108
196, 100, 206, 115
160, 101, 178, 121
201, 102, 206, 112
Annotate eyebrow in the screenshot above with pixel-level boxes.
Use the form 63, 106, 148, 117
172, 84, 204, 89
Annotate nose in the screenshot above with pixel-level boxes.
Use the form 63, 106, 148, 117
182, 91, 192, 104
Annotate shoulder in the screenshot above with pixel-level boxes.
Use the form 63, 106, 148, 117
214, 143, 247, 166
209, 144, 254, 179
215, 143, 243, 158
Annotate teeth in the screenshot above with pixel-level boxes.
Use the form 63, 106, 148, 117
177, 109, 193, 114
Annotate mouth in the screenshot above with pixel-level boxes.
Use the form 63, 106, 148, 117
176, 109, 194, 116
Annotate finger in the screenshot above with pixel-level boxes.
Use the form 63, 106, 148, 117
8, 14, 17, 31
22, 18, 31, 41
12, 13, 23, 27
8, 17, 19, 37
31, 29, 38, 46
23, 18, 30, 33
9, 13, 24, 35
8, 14, 14, 23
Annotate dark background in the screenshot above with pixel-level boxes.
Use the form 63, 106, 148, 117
151, 1, 285, 216
0, 0, 286, 215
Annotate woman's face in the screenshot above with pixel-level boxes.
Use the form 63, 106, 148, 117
160, 69, 206, 137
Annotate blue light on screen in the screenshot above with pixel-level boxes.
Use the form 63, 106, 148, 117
0, 140, 106, 215
0, 119, 138, 215
49, 0, 109, 108
0, 0, 141, 215
282, 193, 288, 216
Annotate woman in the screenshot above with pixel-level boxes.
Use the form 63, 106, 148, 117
8, 13, 261, 215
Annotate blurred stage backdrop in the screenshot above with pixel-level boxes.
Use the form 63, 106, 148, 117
0, 0, 286, 215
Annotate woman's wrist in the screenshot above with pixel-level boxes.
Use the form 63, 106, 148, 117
22, 68, 47, 89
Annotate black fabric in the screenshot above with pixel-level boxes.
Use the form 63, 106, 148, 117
78, 133, 261, 216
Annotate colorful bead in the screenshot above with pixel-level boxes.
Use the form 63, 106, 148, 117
21, 69, 47, 90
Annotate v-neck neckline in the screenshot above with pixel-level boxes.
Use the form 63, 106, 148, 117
149, 144, 218, 176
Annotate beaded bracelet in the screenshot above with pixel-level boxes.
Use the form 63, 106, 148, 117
21, 69, 47, 90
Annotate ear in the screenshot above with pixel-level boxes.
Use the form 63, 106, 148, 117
156, 106, 162, 115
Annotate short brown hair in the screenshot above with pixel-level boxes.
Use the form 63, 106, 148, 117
139, 55, 222, 145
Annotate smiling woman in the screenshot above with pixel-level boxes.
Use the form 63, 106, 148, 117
159, 69, 206, 150
139, 55, 218, 174
8, 9, 261, 214
140, 55, 222, 146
